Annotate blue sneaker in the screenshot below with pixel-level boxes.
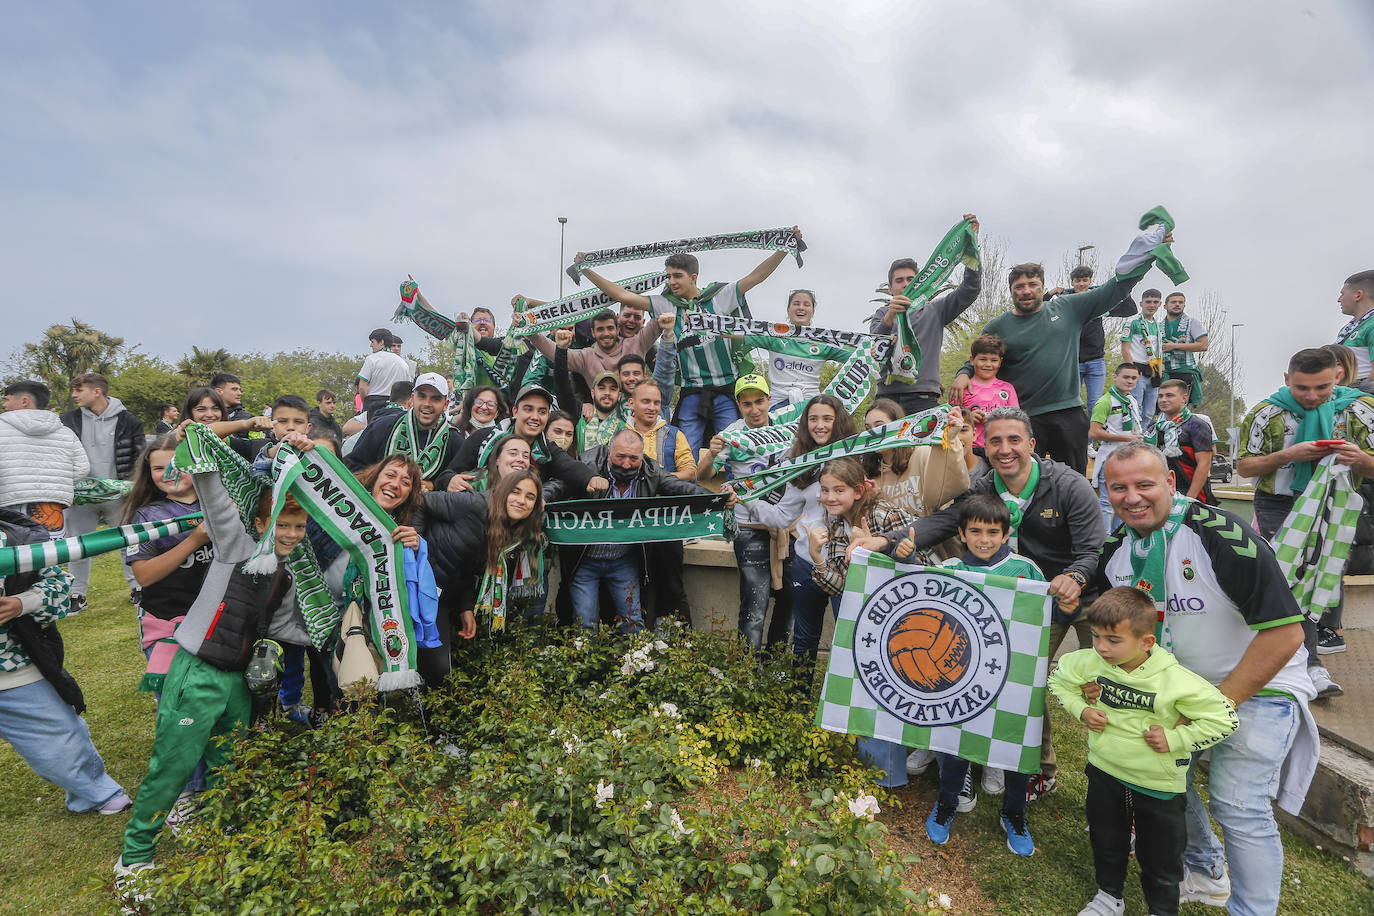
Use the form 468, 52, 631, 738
925, 801, 956, 844
1001, 812, 1035, 856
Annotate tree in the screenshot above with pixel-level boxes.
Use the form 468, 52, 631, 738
177, 346, 238, 384
112, 352, 189, 430
10, 320, 125, 410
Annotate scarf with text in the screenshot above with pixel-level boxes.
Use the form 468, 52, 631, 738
1114, 206, 1189, 284
0, 514, 200, 576
250, 442, 419, 690
510, 272, 668, 337
680, 311, 891, 362
1124, 493, 1191, 644
886, 218, 980, 385
730, 408, 955, 502
1272, 455, 1364, 623
1267, 385, 1365, 494
544, 493, 736, 545
452, 323, 478, 395
565, 226, 805, 285
385, 409, 452, 480
993, 458, 1042, 551
476, 539, 546, 630
1149, 407, 1193, 457
394, 279, 458, 341
1125, 315, 1163, 373
170, 425, 340, 656
72, 477, 133, 505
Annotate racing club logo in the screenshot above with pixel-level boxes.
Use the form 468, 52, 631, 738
852, 570, 1010, 726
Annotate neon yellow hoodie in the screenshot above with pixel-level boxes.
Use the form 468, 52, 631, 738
1049, 645, 1238, 794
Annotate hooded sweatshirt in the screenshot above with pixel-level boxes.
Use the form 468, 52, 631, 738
1049, 645, 1238, 795
0, 410, 90, 508
78, 397, 127, 479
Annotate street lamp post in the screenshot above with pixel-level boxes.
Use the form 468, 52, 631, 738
1229, 322, 1245, 466
558, 217, 568, 298
1077, 244, 1095, 267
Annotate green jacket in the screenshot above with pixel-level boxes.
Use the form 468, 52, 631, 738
1048, 645, 1237, 794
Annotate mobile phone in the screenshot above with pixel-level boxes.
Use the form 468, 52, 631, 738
1313, 440, 1345, 448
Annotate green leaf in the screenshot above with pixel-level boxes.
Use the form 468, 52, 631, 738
814, 854, 835, 875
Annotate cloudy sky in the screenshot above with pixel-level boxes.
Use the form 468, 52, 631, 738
3, 1, 1371, 404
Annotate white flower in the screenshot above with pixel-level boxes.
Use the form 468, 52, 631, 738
597, 871, 611, 886
708, 666, 725, 680
654, 639, 669, 651
642, 799, 654, 811
669, 807, 693, 838
938, 893, 952, 910
563, 735, 581, 754
610, 728, 624, 739
572, 636, 588, 650
659, 702, 680, 719
747, 757, 763, 769
594, 779, 614, 809
621, 662, 636, 676
555, 767, 565, 776
642, 658, 656, 671
847, 793, 880, 821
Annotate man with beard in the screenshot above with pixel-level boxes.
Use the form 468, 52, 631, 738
346, 373, 458, 489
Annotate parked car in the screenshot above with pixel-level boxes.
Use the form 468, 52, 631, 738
1209, 452, 1233, 483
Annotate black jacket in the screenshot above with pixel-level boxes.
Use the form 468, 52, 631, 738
438, 426, 594, 494
308, 408, 344, 443
195, 564, 293, 672
346, 408, 462, 478
415, 490, 490, 612
880, 458, 1107, 606
60, 408, 145, 479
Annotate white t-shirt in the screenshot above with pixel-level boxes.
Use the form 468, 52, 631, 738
358, 350, 413, 396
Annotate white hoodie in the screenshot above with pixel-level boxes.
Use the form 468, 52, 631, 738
0, 410, 90, 508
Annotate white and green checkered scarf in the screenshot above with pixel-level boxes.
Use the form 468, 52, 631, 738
1273, 456, 1364, 623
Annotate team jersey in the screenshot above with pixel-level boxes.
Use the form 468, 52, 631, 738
1336, 309, 1374, 381
1095, 500, 1312, 701
1162, 314, 1208, 371
940, 548, 1045, 581
1120, 316, 1163, 365
1240, 394, 1374, 495
962, 378, 1018, 447
123, 498, 214, 622
649, 281, 746, 388
1089, 388, 1142, 485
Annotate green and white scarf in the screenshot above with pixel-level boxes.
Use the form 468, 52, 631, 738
886, 218, 980, 385
565, 227, 805, 285
0, 514, 201, 576
171, 425, 340, 655
1125, 315, 1163, 373
72, 477, 132, 505
385, 410, 452, 480
1273, 456, 1364, 623
993, 459, 1042, 551
475, 426, 551, 472
680, 311, 890, 362
1162, 314, 1199, 371
510, 272, 668, 338
730, 408, 954, 502
394, 279, 457, 341
1150, 407, 1193, 457
1268, 385, 1365, 494
544, 493, 736, 544
1114, 206, 1189, 284
1124, 493, 1191, 644
475, 539, 545, 631
1107, 385, 1141, 432
249, 443, 419, 690
452, 323, 478, 395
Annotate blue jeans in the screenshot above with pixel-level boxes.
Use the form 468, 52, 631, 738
0, 678, 124, 812
1079, 359, 1106, 412
1130, 378, 1159, 426
677, 392, 740, 457
790, 553, 840, 661
735, 527, 772, 649
570, 555, 644, 634
1097, 480, 1121, 535
1183, 695, 1299, 916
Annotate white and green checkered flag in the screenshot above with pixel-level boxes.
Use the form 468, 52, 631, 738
1273, 455, 1364, 623
816, 548, 1053, 774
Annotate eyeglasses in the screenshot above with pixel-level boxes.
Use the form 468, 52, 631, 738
473, 399, 498, 409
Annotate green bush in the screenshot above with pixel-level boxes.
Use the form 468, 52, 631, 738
127, 624, 947, 914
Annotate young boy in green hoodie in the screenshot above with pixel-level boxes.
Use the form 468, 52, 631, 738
1050, 587, 1239, 916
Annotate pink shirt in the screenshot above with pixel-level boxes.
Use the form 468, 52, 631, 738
962, 377, 1019, 447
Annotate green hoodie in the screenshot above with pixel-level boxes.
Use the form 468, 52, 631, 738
1049, 645, 1238, 795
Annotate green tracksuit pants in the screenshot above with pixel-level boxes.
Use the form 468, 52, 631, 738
121, 649, 250, 864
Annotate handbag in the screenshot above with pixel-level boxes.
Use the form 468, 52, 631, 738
332, 600, 381, 689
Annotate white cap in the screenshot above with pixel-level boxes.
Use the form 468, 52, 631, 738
413, 372, 450, 396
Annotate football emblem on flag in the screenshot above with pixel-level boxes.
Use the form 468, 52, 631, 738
852, 570, 1010, 726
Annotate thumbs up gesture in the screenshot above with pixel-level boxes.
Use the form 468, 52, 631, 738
895, 527, 917, 560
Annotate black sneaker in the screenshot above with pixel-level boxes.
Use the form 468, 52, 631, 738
1026, 774, 1058, 804
1316, 627, 1346, 655
130, 588, 143, 607
957, 767, 978, 813
71, 594, 88, 612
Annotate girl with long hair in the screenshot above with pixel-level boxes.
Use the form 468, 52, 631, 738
181, 387, 269, 460
806, 458, 916, 595
745, 394, 858, 665
861, 398, 969, 559
451, 385, 509, 441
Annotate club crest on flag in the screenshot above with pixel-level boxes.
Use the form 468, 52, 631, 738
852, 570, 1010, 727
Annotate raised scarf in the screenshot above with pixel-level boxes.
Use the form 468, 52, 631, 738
249, 442, 420, 690
1114, 206, 1189, 284
385, 410, 451, 479
680, 310, 890, 362
993, 458, 1042, 551
565, 226, 805, 285
1107, 385, 1141, 432
544, 493, 736, 544
510, 272, 668, 337
1267, 385, 1365, 494
0, 514, 200, 576
1273, 455, 1364, 623
72, 477, 133, 505
886, 218, 980, 385
170, 426, 342, 658
452, 323, 478, 395
1124, 493, 1191, 644
1150, 406, 1193, 457
730, 408, 954, 502
394, 279, 457, 341
475, 539, 545, 631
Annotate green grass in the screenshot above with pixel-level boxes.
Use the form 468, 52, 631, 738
3, 553, 1372, 914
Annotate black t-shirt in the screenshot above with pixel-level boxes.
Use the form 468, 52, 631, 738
123, 499, 214, 621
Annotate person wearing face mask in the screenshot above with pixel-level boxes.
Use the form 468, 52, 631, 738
450, 386, 509, 443
345, 374, 459, 490
438, 385, 602, 497
545, 411, 578, 458
418, 471, 546, 676
548, 429, 728, 634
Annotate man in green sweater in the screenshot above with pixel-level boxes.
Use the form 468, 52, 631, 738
948, 264, 1142, 474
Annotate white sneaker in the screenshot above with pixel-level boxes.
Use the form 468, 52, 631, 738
1076, 889, 1124, 916
980, 766, 1005, 794
1179, 864, 1231, 907
956, 768, 978, 813
905, 748, 935, 776
1309, 665, 1344, 699
114, 859, 155, 903
165, 791, 199, 837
